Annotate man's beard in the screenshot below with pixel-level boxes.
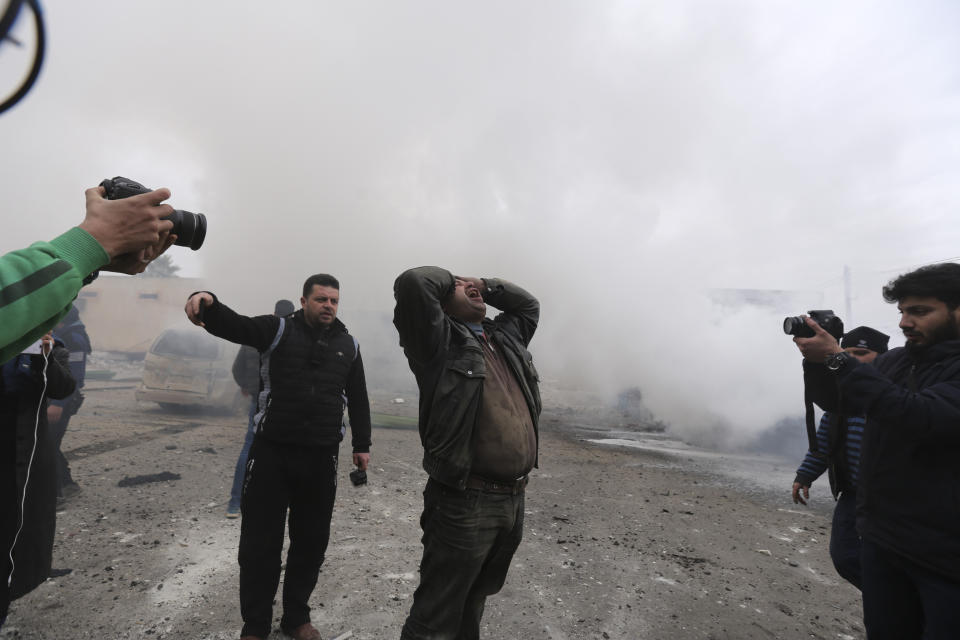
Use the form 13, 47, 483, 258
905, 314, 960, 355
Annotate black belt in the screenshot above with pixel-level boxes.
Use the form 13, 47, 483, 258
465, 474, 528, 495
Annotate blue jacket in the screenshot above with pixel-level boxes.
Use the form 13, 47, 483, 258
805, 339, 960, 580
49, 312, 90, 415
795, 412, 864, 495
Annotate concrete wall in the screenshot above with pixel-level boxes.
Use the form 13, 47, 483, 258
76, 276, 208, 355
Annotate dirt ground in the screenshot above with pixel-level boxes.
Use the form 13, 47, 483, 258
1, 374, 864, 640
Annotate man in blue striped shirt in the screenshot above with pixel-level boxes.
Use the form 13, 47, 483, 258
792, 326, 890, 589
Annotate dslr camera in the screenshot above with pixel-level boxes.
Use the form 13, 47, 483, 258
100, 176, 207, 250
783, 309, 844, 340
349, 468, 367, 487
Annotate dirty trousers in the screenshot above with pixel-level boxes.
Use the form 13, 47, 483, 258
238, 437, 338, 639
401, 478, 524, 640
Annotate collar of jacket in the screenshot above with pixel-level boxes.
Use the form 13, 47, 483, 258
903, 338, 960, 364
445, 317, 482, 345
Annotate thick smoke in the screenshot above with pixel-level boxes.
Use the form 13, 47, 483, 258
2, 1, 958, 446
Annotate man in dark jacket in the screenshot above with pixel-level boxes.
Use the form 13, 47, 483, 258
226, 299, 296, 518
1, 334, 75, 630
796, 263, 960, 639
393, 266, 541, 640
791, 325, 889, 589
185, 275, 371, 640
47, 304, 91, 500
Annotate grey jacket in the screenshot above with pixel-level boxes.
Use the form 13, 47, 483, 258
393, 266, 541, 489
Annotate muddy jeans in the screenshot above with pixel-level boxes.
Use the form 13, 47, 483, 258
401, 478, 524, 640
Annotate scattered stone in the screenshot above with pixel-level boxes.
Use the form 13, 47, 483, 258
118, 472, 181, 487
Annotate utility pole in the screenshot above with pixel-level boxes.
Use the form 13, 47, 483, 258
843, 264, 852, 325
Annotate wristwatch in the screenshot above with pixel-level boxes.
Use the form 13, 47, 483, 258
825, 351, 851, 372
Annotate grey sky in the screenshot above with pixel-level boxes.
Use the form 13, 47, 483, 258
2, 0, 958, 444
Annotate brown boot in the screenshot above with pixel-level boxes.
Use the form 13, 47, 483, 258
283, 622, 323, 640
240, 636, 265, 640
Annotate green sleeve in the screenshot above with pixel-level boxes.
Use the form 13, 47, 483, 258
0, 227, 109, 362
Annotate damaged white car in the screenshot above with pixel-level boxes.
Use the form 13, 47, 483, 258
136, 329, 243, 412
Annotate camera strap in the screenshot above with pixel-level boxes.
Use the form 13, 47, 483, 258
803, 389, 819, 454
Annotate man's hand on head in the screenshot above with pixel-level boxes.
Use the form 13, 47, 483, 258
185, 292, 214, 327
79, 185, 175, 263
793, 316, 842, 363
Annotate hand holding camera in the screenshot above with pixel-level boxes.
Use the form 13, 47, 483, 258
79, 184, 176, 274
100, 177, 207, 251
786, 309, 844, 362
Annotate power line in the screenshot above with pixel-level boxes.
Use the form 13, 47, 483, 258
868, 256, 960, 276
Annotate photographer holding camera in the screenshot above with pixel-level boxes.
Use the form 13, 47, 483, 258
791, 325, 889, 590
795, 263, 960, 639
0, 184, 177, 362
185, 275, 370, 640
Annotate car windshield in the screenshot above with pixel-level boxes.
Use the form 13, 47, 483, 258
151, 331, 220, 360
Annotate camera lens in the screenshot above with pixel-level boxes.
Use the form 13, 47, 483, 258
164, 210, 207, 250
100, 177, 208, 251
783, 317, 800, 335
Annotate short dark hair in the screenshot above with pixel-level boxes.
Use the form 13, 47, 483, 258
882, 263, 960, 309
302, 274, 340, 298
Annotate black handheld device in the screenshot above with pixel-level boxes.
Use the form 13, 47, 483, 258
100, 176, 207, 250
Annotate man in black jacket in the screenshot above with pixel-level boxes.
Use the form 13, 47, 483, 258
795, 263, 960, 639
185, 275, 371, 640
1, 334, 75, 630
393, 266, 541, 640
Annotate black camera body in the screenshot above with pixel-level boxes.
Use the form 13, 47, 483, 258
349, 468, 367, 486
783, 309, 844, 340
100, 176, 207, 250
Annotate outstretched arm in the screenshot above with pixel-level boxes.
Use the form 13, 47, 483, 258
0, 184, 176, 362
185, 292, 280, 352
